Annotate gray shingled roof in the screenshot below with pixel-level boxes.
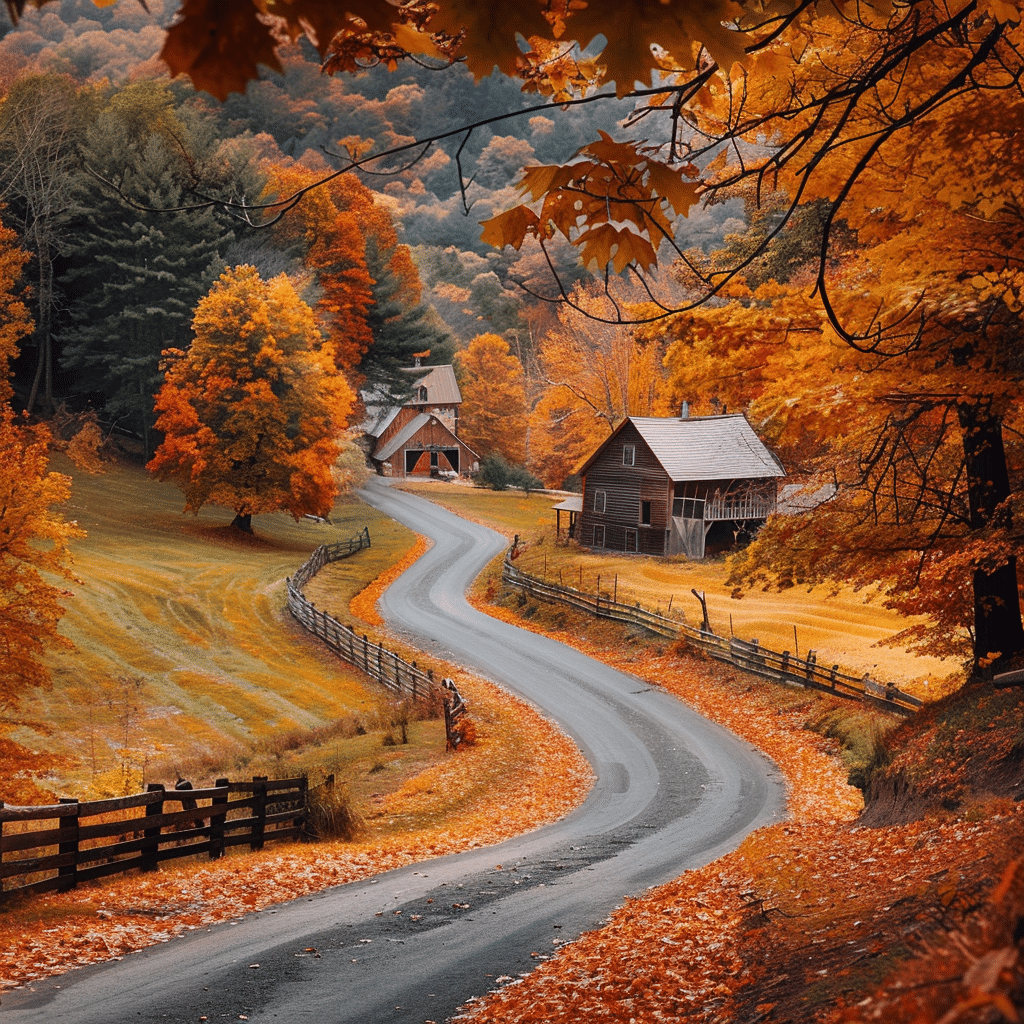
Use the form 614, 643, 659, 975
405, 364, 462, 406
624, 415, 785, 481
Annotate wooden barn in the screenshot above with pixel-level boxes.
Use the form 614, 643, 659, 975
362, 363, 480, 479
576, 414, 786, 559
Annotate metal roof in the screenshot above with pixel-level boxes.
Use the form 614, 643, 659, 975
552, 495, 583, 513
583, 414, 785, 482
404, 364, 462, 406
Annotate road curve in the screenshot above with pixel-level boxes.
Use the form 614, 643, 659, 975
4, 480, 785, 1024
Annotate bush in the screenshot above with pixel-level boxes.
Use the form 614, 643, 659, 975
305, 777, 362, 840
477, 453, 543, 494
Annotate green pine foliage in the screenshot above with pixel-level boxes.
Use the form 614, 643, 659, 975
58, 82, 259, 458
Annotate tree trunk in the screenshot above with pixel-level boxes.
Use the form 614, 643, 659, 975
231, 512, 253, 533
26, 239, 55, 416
958, 401, 1024, 672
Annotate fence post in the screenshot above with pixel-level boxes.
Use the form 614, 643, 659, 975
251, 776, 268, 851
295, 776, 308, 839
805, 650, 817, 680
58, 797, 80, 892
377, 642, 384, 685
363, 634, 370, 673
210, 778, 228, 860
829, 665, 839, 690
142, 783, 164, 873
780, 650, 790, 676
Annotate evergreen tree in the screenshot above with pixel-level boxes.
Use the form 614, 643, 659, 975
360, 235, 455, 401
58, 83, 242, 458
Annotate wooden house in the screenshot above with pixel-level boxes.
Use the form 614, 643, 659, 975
362, 363, 480, 479
576, 414, 785, 559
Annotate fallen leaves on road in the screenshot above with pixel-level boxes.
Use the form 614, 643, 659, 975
348, 535, 430, 626
452, 595, 1024, 1024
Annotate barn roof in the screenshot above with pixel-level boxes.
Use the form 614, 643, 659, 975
580, 414, 785, 481
405, 363, 461, 406
373, 413, 478, 463
361, 364, 462, 438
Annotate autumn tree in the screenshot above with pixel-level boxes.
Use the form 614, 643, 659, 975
637, 4, 1024, 672
0, 72, 93, 415
148, 265, 355, 533
530, 287, 665, 488
0, 217, 82, 710
456, 333, 528, 464
266, 164, 375, 374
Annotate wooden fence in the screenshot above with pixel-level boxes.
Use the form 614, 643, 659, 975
502, 554, 923, 715
0, 776, 307, 902
286, 529, 469, 747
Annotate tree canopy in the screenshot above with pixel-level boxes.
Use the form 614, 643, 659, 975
0, 218, 82, 709
148, 265, 355, 532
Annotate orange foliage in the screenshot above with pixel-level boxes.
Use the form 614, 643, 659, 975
148, 266, 355, 525
0, 220, 83, 710
529, 287, 665, 487
456, 334, 528, 464
266, 165, 375, 374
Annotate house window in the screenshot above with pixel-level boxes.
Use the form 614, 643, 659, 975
640, 500, 651, 525
417, 386, 428, 402
624, 528, 638, 552
593, 524, 605, 547
622, 444, 635, 466
593, 489, 607, 513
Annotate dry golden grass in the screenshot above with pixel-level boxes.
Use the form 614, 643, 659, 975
6, 457, 423, 799
398, 478, 962, 697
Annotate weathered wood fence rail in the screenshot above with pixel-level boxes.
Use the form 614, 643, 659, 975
502, 554, 923, 715
286, 528, 468, 747
0, 776, 306, 902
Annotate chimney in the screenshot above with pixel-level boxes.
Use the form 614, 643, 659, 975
680, 401, 689, 419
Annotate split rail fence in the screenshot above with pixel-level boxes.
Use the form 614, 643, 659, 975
0, 776, 306, 902
286, 528, 468, 746
502, 554, 923, 715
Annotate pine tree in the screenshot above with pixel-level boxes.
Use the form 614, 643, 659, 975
361, 235, 454, 401
59, 82, 233, 459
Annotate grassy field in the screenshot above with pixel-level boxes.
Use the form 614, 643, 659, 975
8, 457, 449, 803
397, 479, 962, 696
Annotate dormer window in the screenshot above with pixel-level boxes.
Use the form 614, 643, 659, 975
417, 386, 428, 403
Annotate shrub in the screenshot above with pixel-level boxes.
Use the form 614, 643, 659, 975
305, 777, 362, 840
477, 453, 543, 494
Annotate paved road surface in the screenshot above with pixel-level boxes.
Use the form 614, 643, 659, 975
4, 481, 785, 1023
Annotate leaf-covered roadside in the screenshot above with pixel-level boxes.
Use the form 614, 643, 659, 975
454, 597, 1024, 1024
0, 675, 592, 993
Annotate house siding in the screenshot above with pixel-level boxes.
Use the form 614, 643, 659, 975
579, 423, 671, 556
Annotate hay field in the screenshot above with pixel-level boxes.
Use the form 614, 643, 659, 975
11, 458, 421, 796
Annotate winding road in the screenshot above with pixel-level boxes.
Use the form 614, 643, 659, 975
4, 480, 785, 1023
